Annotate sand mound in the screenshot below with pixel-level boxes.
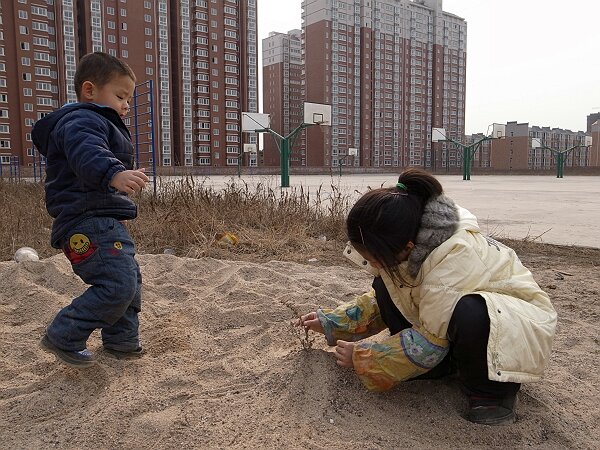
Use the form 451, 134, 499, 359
0, 254, 598, 449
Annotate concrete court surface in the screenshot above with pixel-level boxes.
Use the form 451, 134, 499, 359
189, 174, 600, 249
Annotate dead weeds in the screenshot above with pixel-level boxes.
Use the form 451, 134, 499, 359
1, 178, 598, 271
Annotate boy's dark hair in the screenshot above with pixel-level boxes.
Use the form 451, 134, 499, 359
74, 52, 136, 100
346, 168, 443, 285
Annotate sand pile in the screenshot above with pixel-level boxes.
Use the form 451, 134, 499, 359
1, 252, 598, 449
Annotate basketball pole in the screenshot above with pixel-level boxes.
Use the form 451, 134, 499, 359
274, 122, 312, 188
242, 104, 330, 188
432, 126, 502, 180
532, 139, 585, 178
243, 121, 312, 188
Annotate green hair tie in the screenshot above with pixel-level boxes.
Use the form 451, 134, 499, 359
396, 182, 407, 190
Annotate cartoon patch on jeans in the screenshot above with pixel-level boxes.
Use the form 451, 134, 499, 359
63, 233, 97, 264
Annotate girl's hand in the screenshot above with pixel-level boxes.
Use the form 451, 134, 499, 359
334, 340, 355, 368
294, 311, 324, 334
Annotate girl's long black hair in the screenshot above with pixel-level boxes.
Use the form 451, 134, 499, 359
346, 168, 443, 285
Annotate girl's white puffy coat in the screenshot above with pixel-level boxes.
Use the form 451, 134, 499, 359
381, 207, 557, 383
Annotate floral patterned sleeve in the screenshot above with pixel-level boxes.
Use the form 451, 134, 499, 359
316, 289, 387, 346
352, 326, 449, 391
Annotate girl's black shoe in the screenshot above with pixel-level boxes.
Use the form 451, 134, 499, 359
466, 393, 517, 425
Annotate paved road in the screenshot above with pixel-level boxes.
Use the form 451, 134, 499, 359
173, 174, 600, 249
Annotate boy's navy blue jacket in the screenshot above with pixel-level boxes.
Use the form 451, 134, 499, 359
32, 103, 137, 248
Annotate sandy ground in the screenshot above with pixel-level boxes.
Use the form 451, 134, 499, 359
1, 240, 599, 449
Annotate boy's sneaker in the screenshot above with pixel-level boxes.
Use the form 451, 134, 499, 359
466, 392, 518, 426
40, 334, 96, 368
103, 345, 144, 360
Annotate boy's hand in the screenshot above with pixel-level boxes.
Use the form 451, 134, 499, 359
110, 168, 149, 194
334, 340, 355, 368
294, 311, 324, 334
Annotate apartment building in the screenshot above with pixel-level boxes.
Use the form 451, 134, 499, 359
0, 0, 257, 170
592, 121, 600, 167
261, 29, 303, 166
586, 112, 600, 134
170, 0, 258, 168
0, 0, 62, 168
295, 0, 466, 169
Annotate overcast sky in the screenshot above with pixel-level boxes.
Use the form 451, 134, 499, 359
257, 0, 600, 134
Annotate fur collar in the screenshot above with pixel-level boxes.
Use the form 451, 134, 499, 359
407, 194, 459, 278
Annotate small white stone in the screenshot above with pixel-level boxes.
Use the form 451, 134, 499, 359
14, 247, 39, 262
329, 418, 334, 424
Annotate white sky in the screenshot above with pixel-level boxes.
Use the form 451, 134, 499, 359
257, 0, 600, 134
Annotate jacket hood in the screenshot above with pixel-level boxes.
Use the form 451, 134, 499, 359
32, 103, 124, 156
455, 204, 480, 233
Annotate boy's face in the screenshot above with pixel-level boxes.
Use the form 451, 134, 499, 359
82, 75, 135, 118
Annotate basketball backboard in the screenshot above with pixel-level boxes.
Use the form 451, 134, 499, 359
431, 127, 446, 142
242, 112, 270, 132
348, 147, 358, 156
584, 135, 593, 146
492, 123, 506, 138
531, 138, 542, 149
243, 143, 257, 153
303, 102, 332, 126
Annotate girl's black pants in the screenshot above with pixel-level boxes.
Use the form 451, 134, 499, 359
372, 277, 520, 398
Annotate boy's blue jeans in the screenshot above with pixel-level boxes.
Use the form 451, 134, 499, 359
46, 217, 142, 352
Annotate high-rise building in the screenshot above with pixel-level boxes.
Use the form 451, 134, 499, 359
0, 0, 63, 168
591, 121, 600, 167
262, 30, 303, 166
169, 0, 258, 168
586, 112, 600, 134
294, 0, 466, 169
0, 0, 257, 171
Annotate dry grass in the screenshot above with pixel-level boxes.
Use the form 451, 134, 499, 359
129, 177, 351, 264
0, 181, 53, 260
2, 178, 599, 268
0, 178, 352, 265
